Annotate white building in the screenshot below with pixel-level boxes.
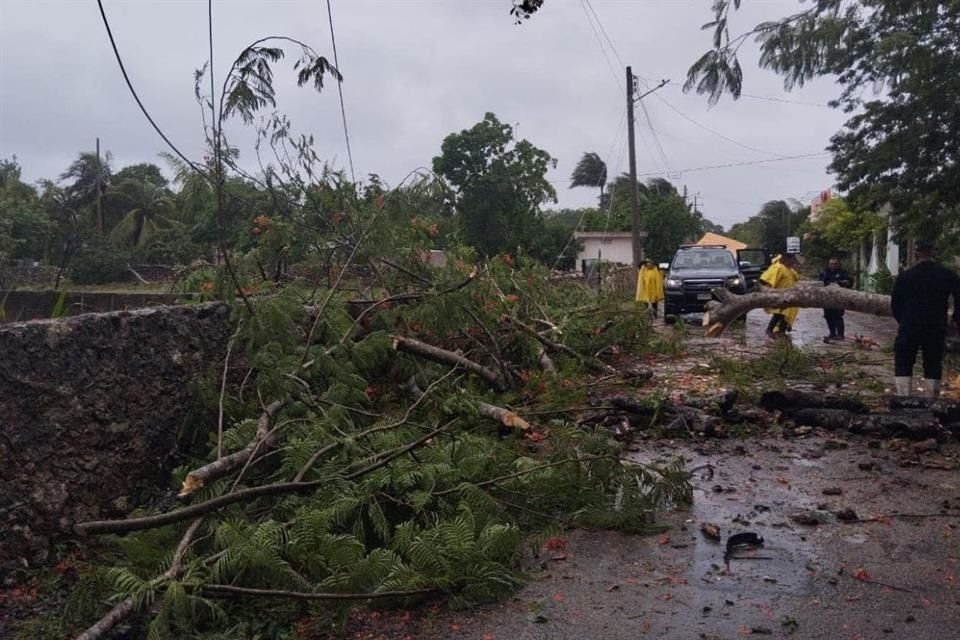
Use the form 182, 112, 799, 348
574, 231, 644, 268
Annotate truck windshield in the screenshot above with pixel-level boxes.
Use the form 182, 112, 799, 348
672, 250, 735, 270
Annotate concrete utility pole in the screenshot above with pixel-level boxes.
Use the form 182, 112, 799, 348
626, 66, 642, 267
626, 69, 669, 267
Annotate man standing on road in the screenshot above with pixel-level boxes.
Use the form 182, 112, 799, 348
759, 252, 800, 337
820, 257, 852, 343
891, 241, 960, 397
636, 259, 665, 317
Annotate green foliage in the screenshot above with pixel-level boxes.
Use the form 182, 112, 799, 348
433, 113, 558, 258
686, 1, 960, 240
57, 255, 689, 637
587, 175, 712, 261
0, 156, 54, 260
728, 200, 808, 255
866, 264, 894, 295
808, 197, 882, 253
67, 237, 131, 284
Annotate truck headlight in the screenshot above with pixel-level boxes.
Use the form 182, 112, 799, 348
666, 278, 681, 288
726, 276, 742, 287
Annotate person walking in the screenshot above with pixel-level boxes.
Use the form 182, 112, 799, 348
636, 259, 665, 317
891, 241, 960, 397
820, 257, 852, 342
759, 252, 800, 337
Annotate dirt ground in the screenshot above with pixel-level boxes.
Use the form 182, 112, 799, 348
329, 309, 960, 640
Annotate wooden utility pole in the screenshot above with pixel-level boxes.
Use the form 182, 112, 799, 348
626, 66, 643, 267
95, 137, 103, 235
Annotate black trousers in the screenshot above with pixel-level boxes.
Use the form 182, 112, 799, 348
824, 308, 845, 337
766, 314, 790, 334
894, 329, 946, 379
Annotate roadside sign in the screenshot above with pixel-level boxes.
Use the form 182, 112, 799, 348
786, 236, 801, 254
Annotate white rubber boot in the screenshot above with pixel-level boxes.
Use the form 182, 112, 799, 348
894, 377, 913, 397
923, 379, 941, 398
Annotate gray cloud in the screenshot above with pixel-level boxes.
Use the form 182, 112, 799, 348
0, 0, 849, 229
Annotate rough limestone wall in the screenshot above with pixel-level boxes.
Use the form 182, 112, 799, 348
0, 302, 233, 577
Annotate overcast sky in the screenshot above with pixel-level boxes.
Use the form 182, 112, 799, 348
0, 0, 849, 230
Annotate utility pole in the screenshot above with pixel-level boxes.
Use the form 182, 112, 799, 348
95, 137, 103, 235
626, 69, 669, 267
626, 66, 642, 267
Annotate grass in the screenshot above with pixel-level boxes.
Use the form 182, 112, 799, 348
707, 340, 859, 391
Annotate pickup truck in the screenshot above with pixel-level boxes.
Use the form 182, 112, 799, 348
661, 245, 769, 319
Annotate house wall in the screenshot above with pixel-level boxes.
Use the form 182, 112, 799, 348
576, 236, 634, 267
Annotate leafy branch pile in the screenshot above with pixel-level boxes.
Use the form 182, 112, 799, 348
56, 253, 688, 639
0, 28, 697, 640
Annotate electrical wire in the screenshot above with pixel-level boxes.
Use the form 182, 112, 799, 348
583, 0, 624, 68
635, 76, 831, 108
550, 108, 627, 271
96, 0, 208, 180
326, 0, 356, 184
579, 0, 621, 90
635, 152, 829, 178
583, 0, 790, 158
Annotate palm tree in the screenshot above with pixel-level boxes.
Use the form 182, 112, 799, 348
107, 178, 178, 248
60, 151, 112, 232
569, 152, 607, 202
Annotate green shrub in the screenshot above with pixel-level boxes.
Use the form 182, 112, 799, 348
67, 239, 131, 285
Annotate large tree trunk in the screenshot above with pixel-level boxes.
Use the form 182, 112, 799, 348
703, 286, 892, 336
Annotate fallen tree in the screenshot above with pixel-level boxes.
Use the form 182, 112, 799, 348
703, 285, 892, 336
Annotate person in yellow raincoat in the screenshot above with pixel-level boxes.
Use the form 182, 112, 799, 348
636, 259, 665, 316
759, 252, 799, 337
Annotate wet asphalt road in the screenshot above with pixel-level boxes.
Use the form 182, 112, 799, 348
408, 437, 960, 640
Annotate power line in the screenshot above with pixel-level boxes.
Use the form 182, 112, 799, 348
650, 92, 783, 157
326, 0, 356, 184
579, 0, 621, 90
579, 3, 673, 175
637, 76, 831, 108
96, 0, 207, 179
636, 152, 830, 178
551, 108, 627, 270
583, 0, 624, 68
637, 99, 673, 174
580, 0, 790, 158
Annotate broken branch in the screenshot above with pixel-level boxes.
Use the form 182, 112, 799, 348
75, 423, 452, 536
392, 335, 507, 391
704, 285, 892, 336
180, 401, 285, 497
202, 584, 435, 600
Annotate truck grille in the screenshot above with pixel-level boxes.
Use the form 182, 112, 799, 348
682, 279, 724, 291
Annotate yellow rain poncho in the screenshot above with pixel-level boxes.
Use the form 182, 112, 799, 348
759, 260, 799, 328
636, 264, 665, 304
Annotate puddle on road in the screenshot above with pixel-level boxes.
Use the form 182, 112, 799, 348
635, 446, 822, 605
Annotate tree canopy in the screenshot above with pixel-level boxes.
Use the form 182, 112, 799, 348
684, 0, 960, 240
432, 112, 558, 258
727, 199, 808, 255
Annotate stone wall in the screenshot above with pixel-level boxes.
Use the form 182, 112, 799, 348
0, 302, 233, 575
0, 290, 196, 324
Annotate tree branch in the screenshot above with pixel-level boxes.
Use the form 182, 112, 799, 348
180, 401, 285, 497
202, 584, 434, 600
508, 317, 616, 374
703, 285, 892, 336
392, 335, 507, 391
74, 518, 204, 640
75, 423, 452, 536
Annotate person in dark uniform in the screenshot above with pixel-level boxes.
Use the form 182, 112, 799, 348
891, 241, 960, 397
820, 257, 852, 342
